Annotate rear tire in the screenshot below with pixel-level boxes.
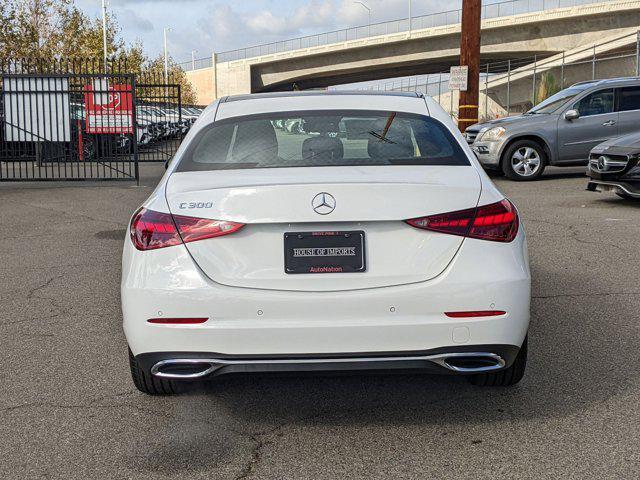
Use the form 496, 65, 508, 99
469, 336, 527, 386
129, 348, 180, 395
502, 140, 546, 181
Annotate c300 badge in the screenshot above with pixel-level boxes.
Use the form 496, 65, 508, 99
178, 201, 213, 209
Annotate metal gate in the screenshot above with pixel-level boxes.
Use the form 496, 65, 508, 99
0, 59, 197, 182
0, 72, 139, 181
136, 82, 184, 164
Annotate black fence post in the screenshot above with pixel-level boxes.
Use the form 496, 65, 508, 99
131, 73, 140, 185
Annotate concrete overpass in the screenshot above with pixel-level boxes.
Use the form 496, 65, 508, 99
394, 29, 640, 121
185, 0, 640, 105
484, 30, 640, 112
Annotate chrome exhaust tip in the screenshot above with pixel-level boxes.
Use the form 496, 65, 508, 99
429, 352, 506, 373
150, 359, 223, 379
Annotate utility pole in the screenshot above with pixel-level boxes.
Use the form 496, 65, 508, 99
408, 0, 412, 38
101, 0, 108, 74
191, 50, 197, 70
457, 0, 481, 132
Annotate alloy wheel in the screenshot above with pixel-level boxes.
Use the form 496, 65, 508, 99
511, 147, 541, 177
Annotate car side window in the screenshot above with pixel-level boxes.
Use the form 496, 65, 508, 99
573, 89, 614, 117
617, 86, 640, 112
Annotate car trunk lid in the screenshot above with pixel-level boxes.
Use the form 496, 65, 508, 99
165, 166, 481, 291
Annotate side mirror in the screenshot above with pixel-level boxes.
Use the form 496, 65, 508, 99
164, 158, 171, 170
564, 109, 580, 121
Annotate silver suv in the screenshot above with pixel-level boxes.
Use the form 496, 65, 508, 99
466, 77, 640, 180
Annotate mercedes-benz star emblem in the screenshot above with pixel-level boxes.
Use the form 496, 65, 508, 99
598, 155, 609, 172
311, 192, 336, 215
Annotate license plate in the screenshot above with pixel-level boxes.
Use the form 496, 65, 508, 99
284, 231, 366, 274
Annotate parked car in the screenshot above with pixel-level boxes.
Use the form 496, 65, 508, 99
123, 91, 530, 395
284, 118, 305, 133
466, 77, 640, 181
179, 107, 199, 123
136, 107, 168, 143
136, 105, 197, 144
587, 131, 640, 199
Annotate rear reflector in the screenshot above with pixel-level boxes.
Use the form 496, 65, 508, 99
130, 208, 245, 250
445, 311, 506, 318
147, 317, 209, 324
406, 199, 519, 242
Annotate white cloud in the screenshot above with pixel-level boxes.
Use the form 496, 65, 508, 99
246, 10, 291, 35
118, 8, 154, 33
74, 0, 478, 62
290, 0, 336, 28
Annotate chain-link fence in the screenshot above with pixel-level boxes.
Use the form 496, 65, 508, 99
371, 31, 640, 122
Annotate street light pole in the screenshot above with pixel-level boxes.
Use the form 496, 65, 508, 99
101, 0, 108, 73
163, 27, 171, 84
191, 50, 197, 70
354, 1, 371, 37
458, 0, 482, 132
408, 0, 412, 38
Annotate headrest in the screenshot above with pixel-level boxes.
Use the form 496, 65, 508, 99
232, 120, 278, 162
302, 136, 344, 162
303, 117, 340, 134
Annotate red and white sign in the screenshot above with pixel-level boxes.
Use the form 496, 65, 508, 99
84, 80, 133, 134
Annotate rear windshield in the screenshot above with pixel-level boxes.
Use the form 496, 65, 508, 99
176, 110, 469, 171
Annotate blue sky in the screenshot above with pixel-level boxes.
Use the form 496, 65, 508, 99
76, 0, 473, 63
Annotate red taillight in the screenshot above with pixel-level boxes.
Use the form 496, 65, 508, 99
130, 208, 244, 251
445, 310, 506, 318
406, 207, 475, 237
147, 317, 209, 324
173, 213, 245, 243
406, 199, 519, 242
130, 208, 181, 250
469, 200, 519, 242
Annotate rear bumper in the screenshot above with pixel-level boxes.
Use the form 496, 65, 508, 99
136, 344, 521, 380
122, 230, 530, 364
587, 179, 640, 198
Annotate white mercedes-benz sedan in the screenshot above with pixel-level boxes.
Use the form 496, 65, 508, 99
122, 91, 530, 395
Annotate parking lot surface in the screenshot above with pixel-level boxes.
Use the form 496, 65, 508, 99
1, 165, 639, 479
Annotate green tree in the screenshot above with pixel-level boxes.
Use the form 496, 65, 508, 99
1, 0, 89, 60
137, 54, 197, 104
0, 0, 195, 103
536, 71, 560, 104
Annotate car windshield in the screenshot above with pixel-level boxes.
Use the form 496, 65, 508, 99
176, 110, 469, 172
527, 83, 594, 114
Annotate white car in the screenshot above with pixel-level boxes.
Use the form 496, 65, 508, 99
122, 91, 530, 395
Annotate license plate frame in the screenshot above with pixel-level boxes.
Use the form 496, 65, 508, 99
284, 230, 366, 274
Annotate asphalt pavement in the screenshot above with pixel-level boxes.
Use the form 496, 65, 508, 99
1, 164, 639, 479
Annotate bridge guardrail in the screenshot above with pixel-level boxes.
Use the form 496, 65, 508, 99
179, 0, 612, 70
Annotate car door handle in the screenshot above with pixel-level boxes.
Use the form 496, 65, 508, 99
602, 120, 616, 126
